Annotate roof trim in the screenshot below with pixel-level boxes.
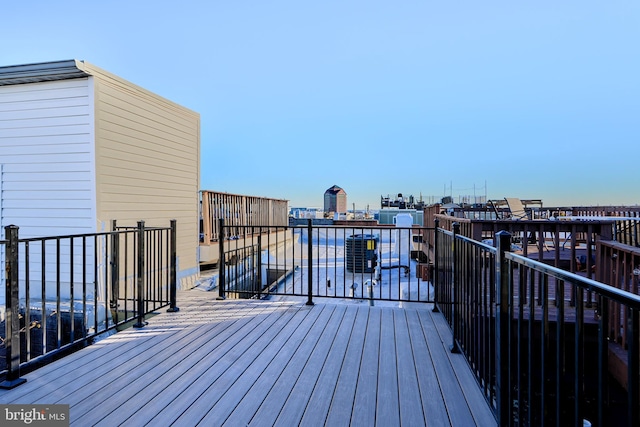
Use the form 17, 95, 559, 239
0, 59, 91, 86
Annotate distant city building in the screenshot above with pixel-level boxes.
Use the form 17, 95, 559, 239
289, 207, 324, 219
377, 209, 424, 226
324, 185, 347, 213
381, 193, 426, 210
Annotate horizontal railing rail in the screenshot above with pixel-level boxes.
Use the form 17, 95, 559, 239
216, 219, 436, 305
1, 221, 178, 388
436, 223, 640, 427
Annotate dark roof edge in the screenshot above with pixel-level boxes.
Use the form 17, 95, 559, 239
0, 59, 91, 86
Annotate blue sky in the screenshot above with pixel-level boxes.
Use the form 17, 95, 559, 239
2, 1, 639, 209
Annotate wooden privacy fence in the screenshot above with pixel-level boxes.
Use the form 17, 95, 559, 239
200, 191, 289, 244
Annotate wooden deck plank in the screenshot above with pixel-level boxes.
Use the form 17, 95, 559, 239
323, 305, 370, 426
377, 307, 401, 426
273, 304, 358, 426
146, 302, 315, 426
86, 301, 289, 426
119, 302, 299, 425
0, 302, 217, 403
0, 292, 497, 426
170, 304, 330, 425
71, 302, 273, 423
296, 304, 359, 426
404, 309, 452, 427
243, 304, 348, 426
16, 301, 249, 406
218, 305, 344, 426
417, 309, 478, 426
430, 309, 498, 426
351, 305, 381, 427
394, 309, 427, 426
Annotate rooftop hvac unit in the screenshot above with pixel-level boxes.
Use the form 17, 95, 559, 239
346, 234, 379, 273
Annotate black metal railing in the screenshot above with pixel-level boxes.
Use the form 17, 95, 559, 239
216, 219, 436, 305
436, 223, 640, 427
1, 221, 178, 388
215, 217, 640, 425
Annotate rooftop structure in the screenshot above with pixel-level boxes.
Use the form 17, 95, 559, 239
381, 193, 426, 210
0, 59, 201, 288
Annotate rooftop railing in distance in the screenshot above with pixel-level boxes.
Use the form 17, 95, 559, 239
1, 221, 178, 388
200, 190, 289, 244
435, 223, 640, 427
216, 219, 436, 305
430, 204, 640, 248
596, 239, 640, 394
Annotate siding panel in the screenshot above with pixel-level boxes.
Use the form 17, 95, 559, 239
86, 63, 200, 286
0, 123, 92, 138
0, 79, 94, 237
0, 82, 90, 105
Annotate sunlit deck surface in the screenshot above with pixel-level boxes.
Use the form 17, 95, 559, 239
0, 291, 495, 426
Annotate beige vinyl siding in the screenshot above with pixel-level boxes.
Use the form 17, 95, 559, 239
83, 64, 200, 286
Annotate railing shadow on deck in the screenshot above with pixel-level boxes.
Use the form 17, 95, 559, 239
1, 221, 178, 388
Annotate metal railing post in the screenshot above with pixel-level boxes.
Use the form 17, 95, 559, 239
495, 230, 512, 426
628, 307, 640, 427
306, 219, 314, 306
110, 220, 119, 317
451, 222, 461, 353
433, 218, 440, 312
167, 219, 179, 312
257, 233, 263, 299
0, 225, 26, 389
133, 221, 147, 328
217, 218, 226, 300
597, 295, 609, 427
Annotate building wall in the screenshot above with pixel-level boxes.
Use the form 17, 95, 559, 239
324, 190, 347, 213
83, 63, 201, 288
0, 78, 96, 237
323, 193, 335, 213
0, 61, 201, 288
336, 191, 347, 213
377, 209, 424, 226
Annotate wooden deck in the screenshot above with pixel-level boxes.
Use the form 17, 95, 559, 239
0, 291, 496, 426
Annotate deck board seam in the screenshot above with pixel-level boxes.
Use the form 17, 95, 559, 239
241, 304, 343, 426
273, 304, 351, 426
428, 310, 497, 426
323, 305, 370, 426
151, 302, 311, 426
192, 304, 327, 425
296, 304, 360, 426
394, 309, 427, 426
34, 304, 248, 406
416, 309, 476, 426
404, 309, 451, 426
350, 306, 381, 426
86, 301, 289, 426
0, 294, 496, 427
